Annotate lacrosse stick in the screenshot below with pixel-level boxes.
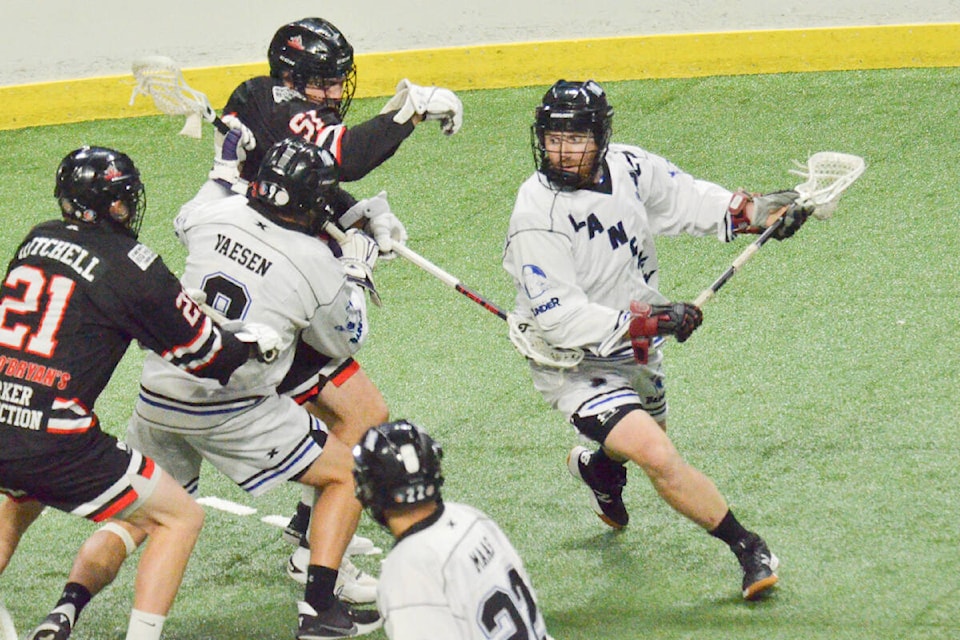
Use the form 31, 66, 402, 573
323, 223, 583, 368
130, 55, 229, 138
693, 151, 865, 307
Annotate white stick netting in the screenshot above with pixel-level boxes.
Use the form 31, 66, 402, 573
130, 56, 213, 138
790, 152, 866, 219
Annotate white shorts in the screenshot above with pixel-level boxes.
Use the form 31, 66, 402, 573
530, 347, 666, 441
126, 394, 326, 497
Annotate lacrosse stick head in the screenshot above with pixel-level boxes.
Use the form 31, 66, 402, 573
789, 151, 866, 220
507, 313, 584, 369
130, 56, 217, 139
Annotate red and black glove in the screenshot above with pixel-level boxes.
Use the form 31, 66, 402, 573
627, 300, 703, 363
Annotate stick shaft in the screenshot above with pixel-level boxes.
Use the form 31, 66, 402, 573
211, 115, 230, 135
693, 218, 783, 307
324, 224, 509, 321
391, 243, 508, 320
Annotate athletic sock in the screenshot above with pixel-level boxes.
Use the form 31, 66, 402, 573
125, 609, 165, 640
305, 565, 338, 611
53, 582, 92, 626
708, 510, 751, 548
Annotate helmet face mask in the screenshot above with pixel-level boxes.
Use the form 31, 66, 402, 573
352, 420, 444, 528
55, 146, 147, 238
532, 79, 614, 191
268, 17, 356, 119
249, 137, 339, 235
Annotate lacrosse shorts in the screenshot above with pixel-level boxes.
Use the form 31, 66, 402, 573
0, 433, 160, 522
530, 347, 666, 445
276, 339, 361, 406
125, 394, 329, 498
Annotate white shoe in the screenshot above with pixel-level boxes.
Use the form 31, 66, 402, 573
286, 548, 379, 605
336, 557, 378, 605
346, 534, 381, 557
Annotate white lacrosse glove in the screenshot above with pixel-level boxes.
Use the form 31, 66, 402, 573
338, 229, 382, 306
344, 191, 408, 260
210, 115, 256, 185
228, 322, 281, 364
380, 79, 463, 135
220, 114, 256, 150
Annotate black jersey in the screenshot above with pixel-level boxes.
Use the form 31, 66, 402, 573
0, 220, 249, 460
224, 76, 416, 182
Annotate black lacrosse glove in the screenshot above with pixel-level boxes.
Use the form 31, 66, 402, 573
772, 201, 814, 240
747, 190, 814, 241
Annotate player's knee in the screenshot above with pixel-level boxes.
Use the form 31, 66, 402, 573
97, 522, 141, 558
636, 442, 686, 487
366, 394, 389, 425
182, 499, 205, 537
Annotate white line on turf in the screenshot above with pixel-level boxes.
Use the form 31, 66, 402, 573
260, 514, 290, 528
199, 497, 383, 556
196, 496, 257, 516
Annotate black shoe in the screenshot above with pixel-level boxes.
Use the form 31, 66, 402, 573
734, 533, 780, 600
567, 446, 629, 529
27, 612, 72, 640
296, 600, 382, 639
284, 502, 312, 546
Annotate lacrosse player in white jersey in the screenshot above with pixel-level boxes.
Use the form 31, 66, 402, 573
28, 138, 383, 640
503, 80, 814, 600
353, 421, 553, 640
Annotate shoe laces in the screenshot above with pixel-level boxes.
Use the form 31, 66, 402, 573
340, 556, 367, 580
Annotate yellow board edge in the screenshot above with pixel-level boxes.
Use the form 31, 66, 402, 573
2, 23, 958, 131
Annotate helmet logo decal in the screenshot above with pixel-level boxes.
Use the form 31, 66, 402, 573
103, 163, 122, 181
287, 35, 305, 51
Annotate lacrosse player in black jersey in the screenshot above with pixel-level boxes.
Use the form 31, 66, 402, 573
0, 146, 277, 640
197, 16, 464, 596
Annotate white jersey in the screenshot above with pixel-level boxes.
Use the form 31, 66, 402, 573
134, 191, 368, 430
503, 143, 734, 358
377, 501, 551, 640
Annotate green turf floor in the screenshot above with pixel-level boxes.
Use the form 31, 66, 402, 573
1, 67, 959, 639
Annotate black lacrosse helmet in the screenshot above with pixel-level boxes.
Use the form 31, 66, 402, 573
248, 137, 339, 236
55, 146, 147, 238
532, 79, 614, 190
352, 420, 444, 528
268, 17, 356, 119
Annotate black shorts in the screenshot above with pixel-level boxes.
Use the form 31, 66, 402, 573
0, 430, 158, 522
276, 340, 358, 405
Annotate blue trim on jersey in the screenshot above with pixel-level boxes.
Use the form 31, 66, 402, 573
137, 392, 265, 417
